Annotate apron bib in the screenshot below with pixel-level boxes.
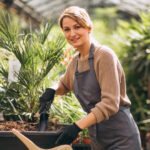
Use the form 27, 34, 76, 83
73, 44, 141, 150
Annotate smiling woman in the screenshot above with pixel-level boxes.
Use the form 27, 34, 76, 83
61, 17, 91, 52
39, 6, 142, 150
58, 6, 93, 58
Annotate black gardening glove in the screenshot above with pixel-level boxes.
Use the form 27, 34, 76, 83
39, 88, 55, 114
55, 123, 82, 145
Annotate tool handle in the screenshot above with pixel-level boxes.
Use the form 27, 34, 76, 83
12, 129, 42, 150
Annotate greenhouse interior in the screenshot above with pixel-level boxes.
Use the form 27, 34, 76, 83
0, 0, 150, 150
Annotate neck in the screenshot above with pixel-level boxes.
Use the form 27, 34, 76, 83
76, 42, 91, 59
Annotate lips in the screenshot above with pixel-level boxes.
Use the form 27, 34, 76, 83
70, 37, 80, 43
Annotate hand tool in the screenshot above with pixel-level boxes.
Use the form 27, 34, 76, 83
12, 128, 73, 150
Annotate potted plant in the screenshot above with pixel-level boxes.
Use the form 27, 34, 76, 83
71, 128, 91, 150
0, 9, 92, 150
0, 9, 66, 121
0, 9, 68, 150
0, 97, 91, 150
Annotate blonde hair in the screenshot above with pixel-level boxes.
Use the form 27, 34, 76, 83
58, 6, 93, 30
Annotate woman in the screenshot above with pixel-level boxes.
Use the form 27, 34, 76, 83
39, 6, 142, 150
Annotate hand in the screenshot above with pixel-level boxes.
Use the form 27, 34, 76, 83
40, 88, 55, 102
39, 88, 55, 114
55, 123, 82, 145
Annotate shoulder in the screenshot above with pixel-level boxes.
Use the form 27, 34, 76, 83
95, 45, 118, 59
94, 44, 118, 63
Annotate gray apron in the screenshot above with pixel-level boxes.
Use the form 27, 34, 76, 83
74, 44, 142, 150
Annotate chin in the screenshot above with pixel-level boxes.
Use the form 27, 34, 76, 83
71, 42, 83, 49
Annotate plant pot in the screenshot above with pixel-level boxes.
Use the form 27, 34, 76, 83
0, 130, 59, 150
0, 121, 91, 150
0, 130, 91, 150
72, 143, 91, 150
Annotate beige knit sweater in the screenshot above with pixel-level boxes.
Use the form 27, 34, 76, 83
60, 45, 131, 123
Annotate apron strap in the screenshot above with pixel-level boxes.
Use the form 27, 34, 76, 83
75, 43, 95, 73
88, 43, 95, 60
75, 59, 79, 73
88, 43, 95, 71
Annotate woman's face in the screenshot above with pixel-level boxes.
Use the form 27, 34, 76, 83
62, 17, 91, 49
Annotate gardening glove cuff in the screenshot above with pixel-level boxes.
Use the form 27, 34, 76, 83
55, 123, 82, 145
39, 88, 55, 103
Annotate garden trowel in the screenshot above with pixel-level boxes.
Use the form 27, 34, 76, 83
12, 128, 73, 150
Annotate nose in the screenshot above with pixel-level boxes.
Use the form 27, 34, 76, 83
70, 29, 76, 36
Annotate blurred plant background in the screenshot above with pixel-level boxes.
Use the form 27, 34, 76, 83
0, 0, 150, 128
115, 12, 150, 131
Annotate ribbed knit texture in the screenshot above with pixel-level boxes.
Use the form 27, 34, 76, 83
60, 45, 131, 123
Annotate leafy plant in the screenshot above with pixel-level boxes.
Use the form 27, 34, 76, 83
50, 93, 86, 124
50, 92, 88, 143
116, 12, 150, 130
0, 12, 66, 121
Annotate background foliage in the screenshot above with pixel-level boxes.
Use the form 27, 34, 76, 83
0, 6, 150, 133
0, 8, 66, 121
115, 12, 150, 130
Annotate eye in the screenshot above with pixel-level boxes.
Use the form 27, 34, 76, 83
63, 28, 70, 32
74, 25, 81, 30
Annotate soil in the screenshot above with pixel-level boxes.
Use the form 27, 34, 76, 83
0, 120, 62, 131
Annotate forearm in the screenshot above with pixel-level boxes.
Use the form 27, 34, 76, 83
76, 112, 97, 130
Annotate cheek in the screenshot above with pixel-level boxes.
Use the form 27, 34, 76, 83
79, 29, 89, 36
81, 31, 90, 39
63, 33, 72, 44
63, 33, 69, 40
64, 33, 68, 40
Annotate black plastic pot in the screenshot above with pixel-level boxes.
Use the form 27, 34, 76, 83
0, 131, 91, 150
0, 131, 59, 150
72, 143, 91, 150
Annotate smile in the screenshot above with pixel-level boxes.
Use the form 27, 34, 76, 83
70, 37, 80, 43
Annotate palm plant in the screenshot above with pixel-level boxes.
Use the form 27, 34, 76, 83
0, 12, 66, 121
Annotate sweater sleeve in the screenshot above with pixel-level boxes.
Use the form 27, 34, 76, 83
91, 49, 120, 123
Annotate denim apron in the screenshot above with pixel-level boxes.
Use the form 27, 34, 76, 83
74, 44, 142, 150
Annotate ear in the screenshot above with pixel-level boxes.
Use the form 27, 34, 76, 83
88, 26, 92, 33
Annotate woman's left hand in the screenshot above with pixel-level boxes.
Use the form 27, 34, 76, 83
55, 123, 82, 145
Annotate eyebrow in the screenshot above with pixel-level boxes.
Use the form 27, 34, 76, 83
63, 23, 80, 28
